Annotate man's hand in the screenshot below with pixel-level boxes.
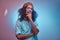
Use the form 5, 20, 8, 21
26, 12, 32, 21
32, 29, 39, 35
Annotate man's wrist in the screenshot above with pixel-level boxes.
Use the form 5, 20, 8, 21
31, 33, 34, 36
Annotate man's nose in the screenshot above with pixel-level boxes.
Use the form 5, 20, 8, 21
29, 9, 32, 12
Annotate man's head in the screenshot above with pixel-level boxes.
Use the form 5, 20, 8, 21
23, 2, 33, 12
26, 4, 33, 15
18, 2, 37, 22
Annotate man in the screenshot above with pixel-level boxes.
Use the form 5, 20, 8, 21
15, 2, 39, 40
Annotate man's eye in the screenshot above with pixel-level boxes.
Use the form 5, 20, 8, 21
27, 7, 33, 10
27, 7, 30, 9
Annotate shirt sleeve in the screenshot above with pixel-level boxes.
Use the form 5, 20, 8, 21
34, 21, 39, 32
34, 21, 38, 28
15, 20, 22, 35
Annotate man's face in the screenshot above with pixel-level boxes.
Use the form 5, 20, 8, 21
26, 5, 33, 15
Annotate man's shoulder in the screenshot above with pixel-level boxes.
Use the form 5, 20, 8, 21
16, 19, 21, 24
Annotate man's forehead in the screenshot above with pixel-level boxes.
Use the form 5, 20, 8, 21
27, 5, 33, 8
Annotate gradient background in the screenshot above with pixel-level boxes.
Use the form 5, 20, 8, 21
0, 0, 60, 40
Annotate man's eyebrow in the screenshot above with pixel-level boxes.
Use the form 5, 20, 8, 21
28, 7, 32, 9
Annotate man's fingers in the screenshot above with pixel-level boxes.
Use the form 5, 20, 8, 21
26, 15, 29, 17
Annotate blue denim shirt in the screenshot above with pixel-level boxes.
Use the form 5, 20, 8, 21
15, 18, 38, 40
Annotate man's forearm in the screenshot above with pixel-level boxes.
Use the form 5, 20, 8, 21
16, 33, 33, 39
29, 19, 39, 34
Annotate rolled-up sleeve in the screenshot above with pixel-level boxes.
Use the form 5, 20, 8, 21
15, 20, 22, 35
34, 21, 38, 28
34, 21, 39, 32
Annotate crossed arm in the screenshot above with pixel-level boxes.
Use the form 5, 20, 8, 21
16, 19, 39, 39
